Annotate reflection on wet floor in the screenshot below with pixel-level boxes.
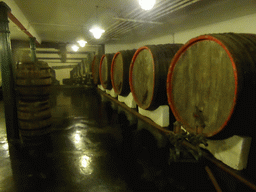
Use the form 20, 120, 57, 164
0, 86, 216, 192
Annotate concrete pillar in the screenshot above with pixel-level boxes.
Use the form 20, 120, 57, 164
0, 2, 19, 140
29, 37, 37, 62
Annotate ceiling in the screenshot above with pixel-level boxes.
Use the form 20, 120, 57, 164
5, 0, 256, 70
8, 0, 256, 45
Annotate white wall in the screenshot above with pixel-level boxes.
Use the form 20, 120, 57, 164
55, 69, 72, 85
174, 13, 256, 44
105, 43, 137, 54
105, 12, 256, 51
105, 34, 175, 53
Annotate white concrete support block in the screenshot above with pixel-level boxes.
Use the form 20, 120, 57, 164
98, 84, 106, 91
138, 105, 169, 127
202, 135, 252, 170
106, 88, 118, 98
118, 92, 137, 108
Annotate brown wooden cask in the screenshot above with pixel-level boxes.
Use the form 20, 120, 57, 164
129, 44, 183, 110
167, 33, 256, 137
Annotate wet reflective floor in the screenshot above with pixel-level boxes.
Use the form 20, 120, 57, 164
0, 86, 218, 191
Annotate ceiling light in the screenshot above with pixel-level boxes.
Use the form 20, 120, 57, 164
89, 6, 105, 39
72, 45, 79, 52
89, 27, 105, 39
139, 0, 156, 10
77, 40, 87, 47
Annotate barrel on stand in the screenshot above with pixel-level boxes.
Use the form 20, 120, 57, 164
92, 55, 102, 85
167, 33, 256, 138
16, 61, 52, 138
16, 61, 52, 101
17, 100, 52, 137
111, 50, 136, 96
100, 53, 115, 90
129, 44, 183, 110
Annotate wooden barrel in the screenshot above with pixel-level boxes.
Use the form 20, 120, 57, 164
129, 44, 183, 110
100, 53, 115, 90
92, 55, 101, 85
16, 61, 52, 101
111, 50, 136, 96
18, 100, 52, 137
167, 33, 256, 137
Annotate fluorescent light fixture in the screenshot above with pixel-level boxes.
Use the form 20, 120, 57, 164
89, 27, 105, 39
139, 0, 156, 10
77, 40, 87, 47
72, 45, 79, 52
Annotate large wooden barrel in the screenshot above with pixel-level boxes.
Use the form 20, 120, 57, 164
18, 100, 52, 137
16, 61, 52, 101
111, 50, 136, 96
167, 33, 256, 137
129, 44, 183, 110
92, 55, 101, 85
100, 53, 115, 90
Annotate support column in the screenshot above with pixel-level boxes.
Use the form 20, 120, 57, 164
29, 37, 37, 62
0, 2, 19, 140
59, 43, 67, 63
98, 44, 105, 56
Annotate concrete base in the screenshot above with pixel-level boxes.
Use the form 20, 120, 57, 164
201, 135, 252, 170
138, 105, 169, 127
106, 88, 118, 98
118, 93, 137, 108
98, 84, 106, 91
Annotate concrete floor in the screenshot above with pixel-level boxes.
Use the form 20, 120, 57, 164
0, 86, 220, 191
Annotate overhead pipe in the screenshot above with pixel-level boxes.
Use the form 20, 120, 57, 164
112, 17, 163, 25
3, 0, 41, 43
103, 0, 169, 36
104, 0, 199, 40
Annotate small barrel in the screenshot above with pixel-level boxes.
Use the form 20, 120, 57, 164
167, 33, 256, 137
111, 50, 136, 96
100, 53, 115, 90
16, 61, 52, 101
18, 100, 52, 137
92, 55, 102, 85
129, 44, 183, 110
